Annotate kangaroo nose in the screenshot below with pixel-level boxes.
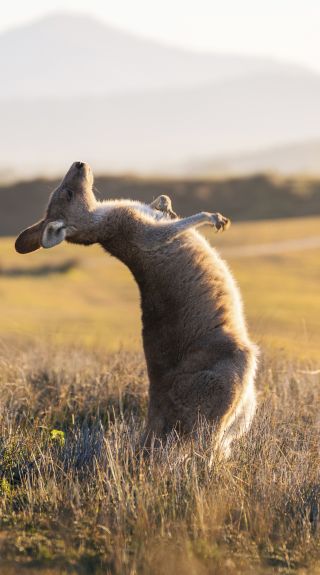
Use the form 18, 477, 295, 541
76, 162, 84, 169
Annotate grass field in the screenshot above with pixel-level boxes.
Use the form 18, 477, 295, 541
0, 216, 319, 574
1, 216, 319, 360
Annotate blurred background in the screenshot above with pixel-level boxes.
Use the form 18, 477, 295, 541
2, 0, 320, 179
0, 0, 319, 360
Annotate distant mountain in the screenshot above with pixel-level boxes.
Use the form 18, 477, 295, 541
189, 140, 320, 176
1, 73, 320, 176
0, 12, 313, 100
1, 13, 320, 176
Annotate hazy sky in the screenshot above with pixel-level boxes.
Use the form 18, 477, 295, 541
1, 0, 319, 72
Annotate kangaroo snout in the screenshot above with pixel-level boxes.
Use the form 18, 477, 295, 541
73, 161, 91, 175
63, 161, 92, 186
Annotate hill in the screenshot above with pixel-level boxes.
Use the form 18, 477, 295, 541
2, 73, 320, 176
1, 173, 320, 237
190, 140, 320, 176
0, 12, 309, 100
1, 13, 320, 175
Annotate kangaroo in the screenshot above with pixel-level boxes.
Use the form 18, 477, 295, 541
15, 162, 258, 455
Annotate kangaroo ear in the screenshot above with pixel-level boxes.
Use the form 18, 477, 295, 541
41, 220, 66, 249
15, 220, 45, 254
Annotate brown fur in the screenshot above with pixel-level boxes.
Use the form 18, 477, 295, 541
15, 162, 258, 454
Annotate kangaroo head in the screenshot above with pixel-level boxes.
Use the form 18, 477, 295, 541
15, 162, 97, 254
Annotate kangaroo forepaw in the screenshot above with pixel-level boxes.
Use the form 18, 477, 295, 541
207, 212, 231, 232
150, 195, 178, 219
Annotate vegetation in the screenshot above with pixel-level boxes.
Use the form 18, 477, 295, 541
1, 173, 320, 237
0, 216, 319, 573
0, 345, 319, 574
0, 217, 319, 359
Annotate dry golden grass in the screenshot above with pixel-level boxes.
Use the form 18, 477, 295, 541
0, 216, 319, 359
0, 344, 319, 574
0, 216, 319, 573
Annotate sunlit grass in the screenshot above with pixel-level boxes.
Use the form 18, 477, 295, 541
0, 217, 319, 573
0, 345, 319, 573
0, 216, 319, 360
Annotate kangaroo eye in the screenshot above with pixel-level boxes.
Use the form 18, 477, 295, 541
66, 189, 73, 202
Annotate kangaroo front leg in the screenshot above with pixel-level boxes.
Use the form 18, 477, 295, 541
141, 212, 230, 251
